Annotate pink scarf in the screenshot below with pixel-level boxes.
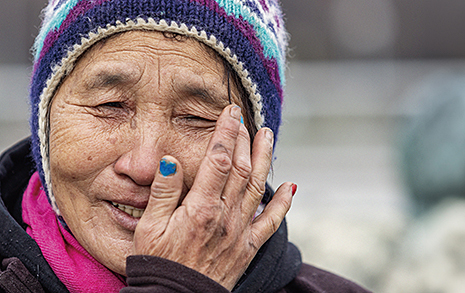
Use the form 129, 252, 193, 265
22, 172, 127, 293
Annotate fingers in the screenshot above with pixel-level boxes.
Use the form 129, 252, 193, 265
187, 105, 242, 203
250, 182, 295, 246
220, 120, 252, 207
241, 127, 274, 220
136, 156, 184, 243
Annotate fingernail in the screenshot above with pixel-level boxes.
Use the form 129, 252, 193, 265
160, 158, 177, 177
230, 105, 241, 120
265, 128, 274, 144
291, 184, 297, 196
240, 115, 244, 124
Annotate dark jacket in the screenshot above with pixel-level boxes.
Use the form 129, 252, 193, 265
0, 138, 371, 293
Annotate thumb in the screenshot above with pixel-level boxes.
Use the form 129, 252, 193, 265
136, 156, 183, 239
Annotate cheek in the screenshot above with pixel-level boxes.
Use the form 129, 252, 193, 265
49, 109, 126, 184
172, 131, 211, 188
50, 128, 108, 181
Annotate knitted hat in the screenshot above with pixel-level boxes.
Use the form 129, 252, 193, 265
30, 0, 288, 213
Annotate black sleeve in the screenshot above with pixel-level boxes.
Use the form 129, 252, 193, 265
280, 263, 373, 293
0, 257, 45, 293
121, 255, 230, 293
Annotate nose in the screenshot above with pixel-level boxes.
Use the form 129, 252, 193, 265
113, 128, 165, 186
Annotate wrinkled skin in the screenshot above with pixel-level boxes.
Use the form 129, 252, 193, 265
49, 30, 294, 290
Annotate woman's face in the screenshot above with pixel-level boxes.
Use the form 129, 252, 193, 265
49, 30, 243, 275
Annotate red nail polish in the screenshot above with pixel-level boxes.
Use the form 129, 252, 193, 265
291, 184, 297, 196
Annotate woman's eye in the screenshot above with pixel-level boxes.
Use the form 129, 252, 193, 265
100, 102, 123, 108
91, 101, 128, 119
185, 115, 211, 121
178, 115, 216, 128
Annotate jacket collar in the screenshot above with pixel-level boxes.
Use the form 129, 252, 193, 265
234, 208, 302, 292
0, 137, 69, 293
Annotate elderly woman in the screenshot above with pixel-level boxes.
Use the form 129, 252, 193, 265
0, 0, 370, 292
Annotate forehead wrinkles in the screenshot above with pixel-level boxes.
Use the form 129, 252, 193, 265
92, 32, 222, 74
70, 30, 240, 107
93, 31, 215, 66
170, 70, 229, 107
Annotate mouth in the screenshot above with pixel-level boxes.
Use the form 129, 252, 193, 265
110, 201, 145, 218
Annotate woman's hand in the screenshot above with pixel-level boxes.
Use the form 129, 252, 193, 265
132, 105, 295, 290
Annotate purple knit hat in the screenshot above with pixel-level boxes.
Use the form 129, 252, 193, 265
30, 0, 288, 213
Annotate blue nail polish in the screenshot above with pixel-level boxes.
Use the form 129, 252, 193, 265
160, 158, 176, 176
240, 115, 244, 124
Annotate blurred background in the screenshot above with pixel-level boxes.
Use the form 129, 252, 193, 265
2, 1, 465, 292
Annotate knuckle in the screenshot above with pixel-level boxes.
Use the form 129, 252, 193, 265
151, 180, 176, 197
268, 216, 281, 234
208, 150, 233, 176
247, 177, 266, 198
234, 159, 252, 180
248, 233, 261, 251
211, 142, 230, 155
220, 122, 240, 139
215, 224, 228, 238
189, 203, 222, 232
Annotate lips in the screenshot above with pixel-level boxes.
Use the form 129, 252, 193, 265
110, 201, 145, 218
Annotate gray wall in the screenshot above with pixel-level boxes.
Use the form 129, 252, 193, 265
2, 0, 465, 63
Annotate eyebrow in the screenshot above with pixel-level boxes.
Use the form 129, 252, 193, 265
181, 85, 230, 108
85, 71, 132, 90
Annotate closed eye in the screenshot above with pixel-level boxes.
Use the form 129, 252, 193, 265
89, 101, 129, 119
175, 115, 217, 129
100, 102, 123, 108
184, 115, 215, 122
